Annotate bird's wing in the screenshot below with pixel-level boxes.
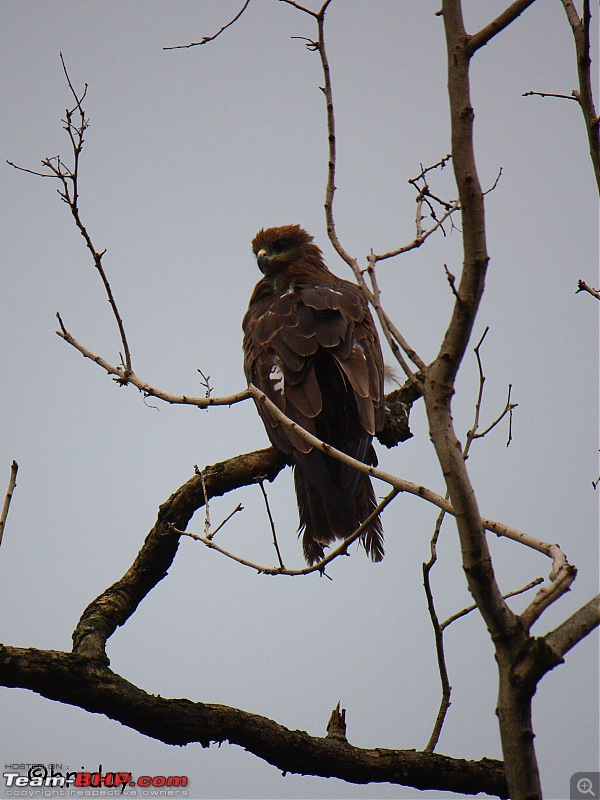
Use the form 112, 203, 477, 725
243, 279, 384, 503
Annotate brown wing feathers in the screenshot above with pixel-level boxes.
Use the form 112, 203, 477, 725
243, 225, 385, 565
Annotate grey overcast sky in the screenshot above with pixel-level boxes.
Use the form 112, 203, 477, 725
1, 2, 598, 799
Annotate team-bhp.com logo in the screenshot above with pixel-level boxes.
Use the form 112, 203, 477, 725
3, 764, 189, 796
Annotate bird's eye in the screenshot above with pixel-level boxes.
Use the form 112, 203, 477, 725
271, 238, 288, 255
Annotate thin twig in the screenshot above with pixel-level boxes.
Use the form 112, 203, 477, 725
0, 461, 18, 549
208, 503, 244, 540
199, 468, 211, 537
443, 264, 462, 303
163, 0, 252, 49
366, 256, 422, 378
441, 578, 544, 631
257, 479, 285, 569
522, 90, 577, 101
369, 153, 460, 263
176, 487, 399, 576
422, 510, 452, 753
371, 201, 460, 263
197, 369, 213, 399
472, 384, 517, 446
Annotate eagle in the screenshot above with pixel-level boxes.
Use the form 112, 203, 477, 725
242, 225, 385, 565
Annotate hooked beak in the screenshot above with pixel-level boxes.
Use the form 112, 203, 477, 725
256, 248, 269, 273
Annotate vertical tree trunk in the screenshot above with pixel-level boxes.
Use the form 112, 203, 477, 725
496, 653, 542, 800
438, 2, 544, 796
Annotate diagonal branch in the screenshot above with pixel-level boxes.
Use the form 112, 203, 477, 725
56, 313, 250, 408
510, 594, 600, 694
543, 593, 600, 658
423, 328, 519, 752
249, 384, 571, 574
163, 0, 252, 50
468, 0, 539, 53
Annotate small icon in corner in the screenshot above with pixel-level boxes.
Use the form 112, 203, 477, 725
571, 772, 600, 799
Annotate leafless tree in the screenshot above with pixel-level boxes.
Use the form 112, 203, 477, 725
2, 3, 598, 799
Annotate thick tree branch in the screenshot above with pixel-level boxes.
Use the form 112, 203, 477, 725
468, 0, 539, 53
510, 595, 600, 693
434, 5, 549, 797
431, 0, 521, 649
0, 645, 508, 797
543, 593, 600, 658
423, 330, 520, 753
561, 0, 600, 192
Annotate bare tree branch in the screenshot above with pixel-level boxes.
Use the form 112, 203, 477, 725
371, 155, 460, 262
163, 0, 252, 49
431, 5, 551, 796
511, 595, 600, 694
8, 59, 133, 381
561, 0, 600, 192
422, 518, 452, 753
423, 327, 518, 752
0, 644, 510, 799
543, 593, 600, 658
56, 313, 251, 408
293, 2, 428, 382
576, 278, 600, 299
522, 89, 578, 101
0, 461, 18, 549
250, 381, 571, 572
441, 578, 544, 631
206, 502, 244, 541
178, 488, 399, 577
257, 479, 285, 569
519, 559, 578, 631
468, 0, 539, 53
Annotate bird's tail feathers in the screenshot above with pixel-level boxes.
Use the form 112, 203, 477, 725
294, 467, 384, 565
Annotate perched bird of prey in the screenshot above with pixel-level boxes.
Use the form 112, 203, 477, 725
243, 225, 385, 565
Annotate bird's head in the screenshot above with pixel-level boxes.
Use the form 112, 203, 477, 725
252, 225, 323, 277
